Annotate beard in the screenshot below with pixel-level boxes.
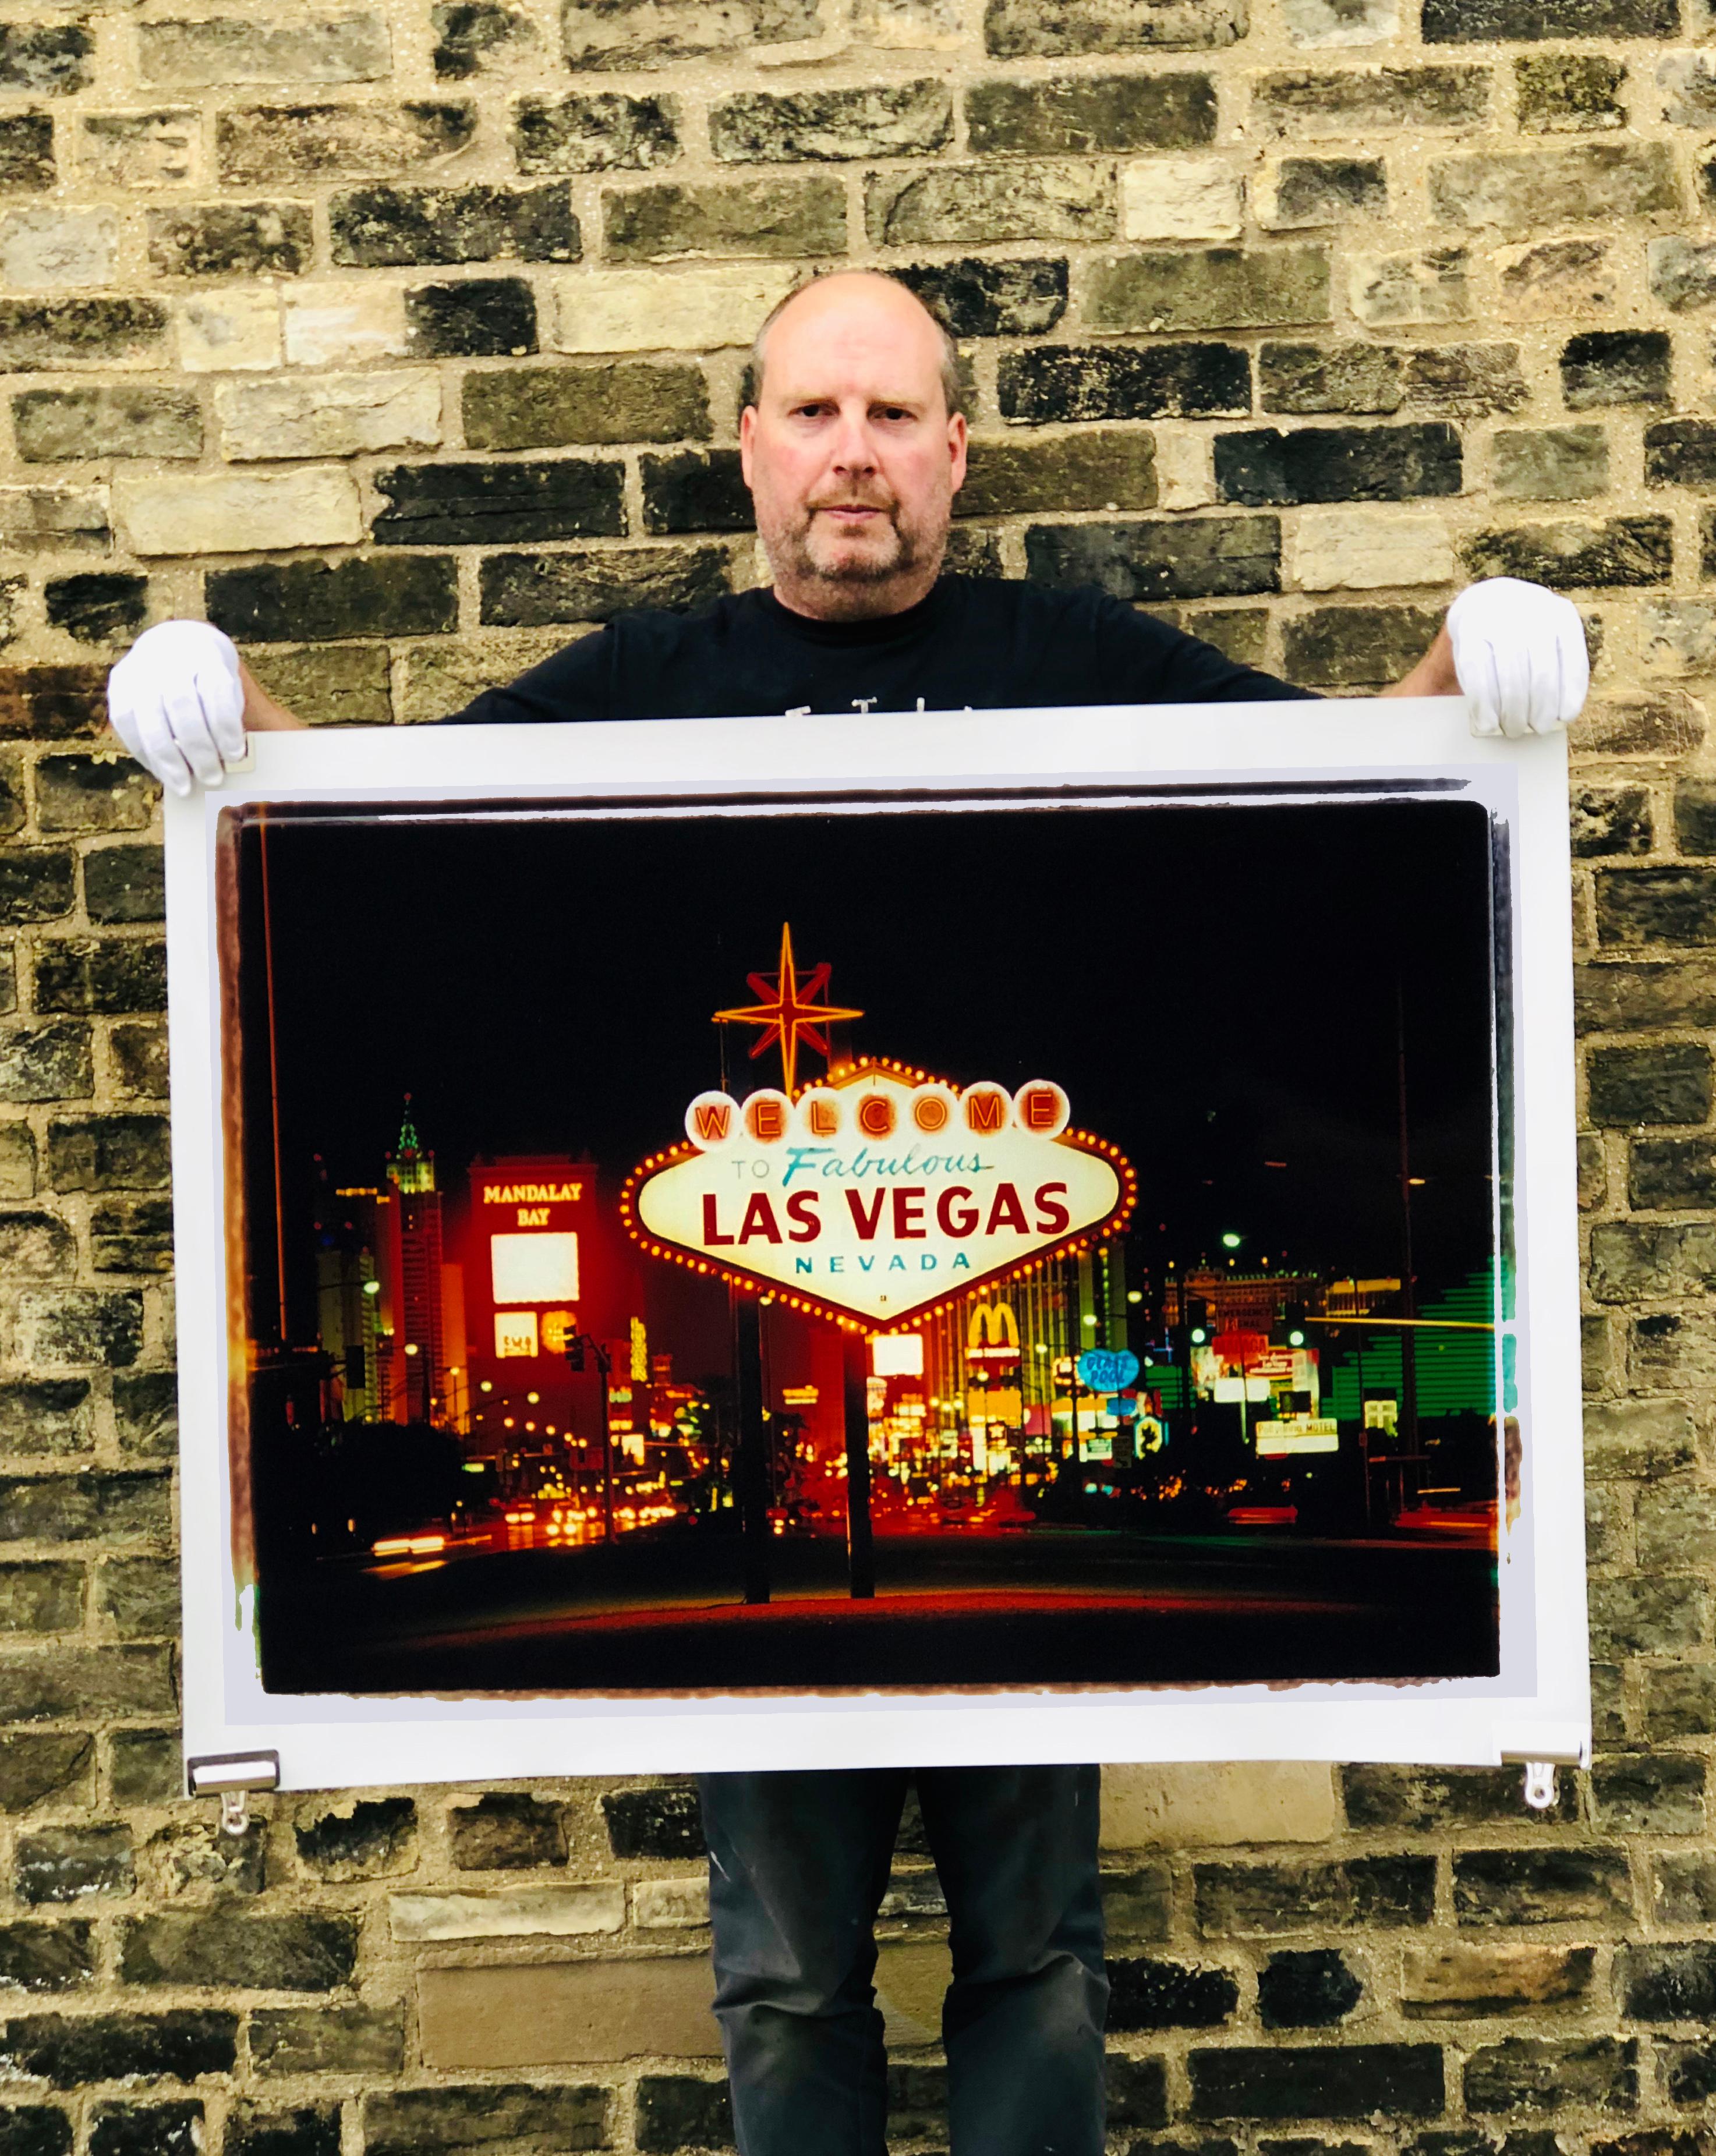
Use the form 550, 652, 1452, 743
759, 493, 948, 618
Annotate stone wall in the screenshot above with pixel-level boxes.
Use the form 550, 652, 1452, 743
0, 0, 1713, 2145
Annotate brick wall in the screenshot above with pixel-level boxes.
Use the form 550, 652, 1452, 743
0, 0, 1712, 2145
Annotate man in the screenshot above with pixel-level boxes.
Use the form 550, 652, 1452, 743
109, 271, 1588, 2155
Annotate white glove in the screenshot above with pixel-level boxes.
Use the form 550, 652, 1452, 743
106, 619, 247, 797
1446, 577, 1590, 740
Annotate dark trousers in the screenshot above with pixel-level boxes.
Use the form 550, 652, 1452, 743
698, 1766, 1108, 2156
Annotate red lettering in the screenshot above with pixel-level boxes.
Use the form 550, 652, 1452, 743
1019, 1086, 1060, 1131
692, 1102, 731, 1143
702, 1194, 733, 1247
748, 1097, 786, 1141
912, 1092, 949, 1132
786, 1191, 820, 1242
936, 1185, 978, 1238
807, 1097, 838, 1136
738, 1192, 781, 1244
845, 1188, 886, 1240
892, 1186, 926, 1239
985, 1183, 1029, 1235
857, 1094, 896, 1137
964, 1089, 1006, 1134
1034, 1181, 1070, 1233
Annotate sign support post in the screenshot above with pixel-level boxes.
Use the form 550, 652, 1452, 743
843, 1332, 875, 1601
735, 1297, 770, 1606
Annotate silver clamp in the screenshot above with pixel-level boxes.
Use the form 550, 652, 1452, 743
1522, 1761, 1558, 1811
186, 1750, 280, 1835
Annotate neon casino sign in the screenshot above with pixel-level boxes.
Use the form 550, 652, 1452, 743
622, 1060, 1136, 1331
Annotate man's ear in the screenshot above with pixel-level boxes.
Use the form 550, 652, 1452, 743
947, 409, 968, 495
739, 403, 756, 489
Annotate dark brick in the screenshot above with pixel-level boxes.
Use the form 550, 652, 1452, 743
1195, 1856, 1435, 1938
0, 1382, 89, 1457
1592, 1751, 1707, 1832
480, 544, 730, 627
146, 1817, 267, 1900
0, 1925, 92, 1996
603, 178, 845, 262
1085, 246, 1330, 333
1026, 515, 1278, 603
963, 431, 1155, 516
362, 2086, 609, 2156
96, 1557, 176, 1638
636, 2077, 732, 2154
1517, 51, 1626, 130
80, 850, 163, 928
965, 72, 1213, 153
639, 450, 748, 535
1563, 331, 1672, 410
1648, 421, 1716, 490
1108, 1957, 1238, 2031
1618, 1942, 1716, 2022
250, 2003, 405, 2077
884, 2063, 944, 2137
45, 578, 147, 651
1253, 65, 1491, 132
1284, 604, 1442, 688
1191, 2046, 1443, 2121
86, 1192, 171, 1273
1464, 516, 1672, 590
226, 2108, 339, 2156
1664, 2047, 1716, 2105
1453, 1847, 1633, 1926
433, 1, 530, 77
448, 1792, 567, 1868
0, 1736, 90, 1813
893, 257, 1067, 338
512, 93, 678, 176
1592, 1043, 1711, 1127
0, 1563, 80, 1630
1107, 2055, 1171, 2129
712, 82, 951, 162
33, 944, 164, 1017
1216, 422, 1460, 505
1345, 1764, 1576, 1829
0, 2112, 70, 2156
0, 1472, 169, 1542
603, 1782, 705, 1860
0, 852, 72, 928
33, 757, 155, 834
0, 666, 107, 741
1465, 2038, 1639, 2115
373, 459, 622, 547
119, 1914, 357, 1992
1272, 157, 1386, 226
108, 1732, 179, 1807
405, 277, 536, 358
331, 183, 577, 265
295, 1798, 415, 1881
1000, 343, 1249, 423
109, 1027, 167, 1103
1701, 508, 1716, 583
16, 1827, 133, 1905
0, 25, 90, 95
1260, 344, 1403, 415
145, 204, 310, 279
464, 362, 706, 451
89, 2105, 201, 2156
1101, 1866, 1172, 1943
207, 556, 458, 643
1572, 784, 1652, 858
1425, 0, 1673, 34
16, 391, 199, 466
45, 1117, 168, 1192
0, 113, 53, 191
0, 756, 19, 838
1676, 780, 1716, 855
1403, 345, 1526, 417
216, 102, 477, 186
0, 1210, 71, 1286
0, 300, 167, 373
0, 1025, 91, 1105
0, 2011, 237, 2088
0, 1644, 171, 1724
1598, 869, 1716, 948
1258, 1950, 1364, 2028
984, 0, 1246, 55
112, 1375, 176, 1458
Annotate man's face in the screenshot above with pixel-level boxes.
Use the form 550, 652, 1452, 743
740, 275, 968, 621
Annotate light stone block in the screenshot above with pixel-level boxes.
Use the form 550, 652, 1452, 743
1153, 427, 1216, 511
0, 209, 119, 291
390, 1884, 625, 1941
553, 265, 797, 353
1402, 1941, 1593, 2014
114, 469, 362, 557
1282, 0, 1397, 41
851, 0, 962, 43
1287, 508, 1453, 591
398, 630, 584, 723
283, 282, 410, 368
633, 1878, 710, 1929
1642, 600, 1716, 676
0, 488, 108, 553
419, 1957, 722, 2067
215, 369, 442, 460
874, 1939, 952, 2047
176, 291, 281, 373
79, 111, 202, 189
1121, 158, 1243, 242
1101, 1762, 1337, 1847
1349, 246, 1470, 326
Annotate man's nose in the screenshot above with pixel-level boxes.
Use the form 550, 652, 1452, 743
827, 407, 879, 473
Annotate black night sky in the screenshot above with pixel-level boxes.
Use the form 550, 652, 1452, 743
242, 794, 1498, 1302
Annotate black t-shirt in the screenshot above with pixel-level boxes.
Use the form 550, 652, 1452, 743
443, 575, 1316, 723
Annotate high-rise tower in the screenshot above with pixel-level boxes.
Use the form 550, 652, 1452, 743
385, 1097, 445, 1424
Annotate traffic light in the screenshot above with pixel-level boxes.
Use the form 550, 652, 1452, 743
1185, 1295, 1212, 1347
565, 1335, 586, 1373
1282, 1299, 1308, 1349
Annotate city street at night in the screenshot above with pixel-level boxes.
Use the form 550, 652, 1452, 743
263, 1525, 1498, 1693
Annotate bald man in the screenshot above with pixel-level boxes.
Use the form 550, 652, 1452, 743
109, 270, 1589, 2156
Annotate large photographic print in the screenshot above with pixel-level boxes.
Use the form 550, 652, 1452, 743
224, 784, 1505, 1699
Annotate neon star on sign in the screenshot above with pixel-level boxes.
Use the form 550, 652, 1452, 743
621, 1061, 1137, 1330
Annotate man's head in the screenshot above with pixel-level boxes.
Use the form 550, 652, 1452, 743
739, 271, 968, 622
